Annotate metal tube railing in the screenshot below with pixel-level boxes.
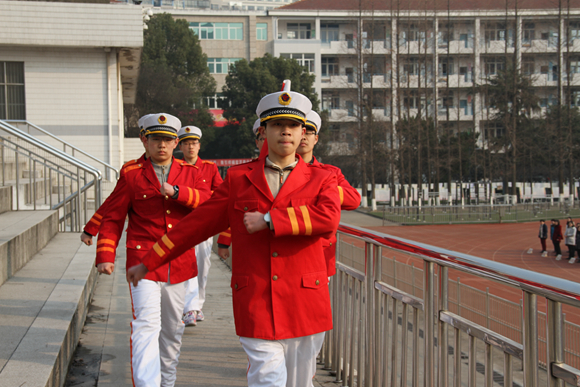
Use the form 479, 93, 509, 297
3, 120, 118, 181
322, 223, 580, 387
0, 119, 104, 232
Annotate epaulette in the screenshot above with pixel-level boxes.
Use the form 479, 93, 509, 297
122, 159, 138, 168
123, 162, 144, 174
202, 160, 215, 165
174, 159, 185, 165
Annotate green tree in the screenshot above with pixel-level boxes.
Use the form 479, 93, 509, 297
204, 54, 318, 158
126, 13, 216, 136
478, 64, 540, 195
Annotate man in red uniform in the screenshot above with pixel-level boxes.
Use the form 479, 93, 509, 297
80, 114, 151, 246
177, 125, 223, 326
297, 110, 361, 275
127, 82, 341, 387
96, 113, 211, 387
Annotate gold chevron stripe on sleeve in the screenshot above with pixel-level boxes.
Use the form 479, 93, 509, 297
153, 242, 166, 258
287, 208, 299, 235
299, 206, 312, 236
193, 189, 200, 208
97, 238, 115, 246
161, 235, 175, 250
338, 186, 344, 205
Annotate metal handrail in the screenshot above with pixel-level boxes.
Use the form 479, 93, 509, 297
0, 121, 102, 180
322, 222, 580, 387
0, 120, 103, 231
3, 119, 118, 181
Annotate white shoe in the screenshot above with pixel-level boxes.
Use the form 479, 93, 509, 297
541, 251, 548, 257
556, 254, 562, 261
527, 248, 533, 254
569, 258, 577, 264
183, 310, 198, 326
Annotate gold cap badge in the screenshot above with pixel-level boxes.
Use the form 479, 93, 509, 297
279, 93, 292, 106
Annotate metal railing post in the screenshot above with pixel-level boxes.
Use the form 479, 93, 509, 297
424, 261, 435, 387
439, 266, 449, 387
365, 242, 374, 386
373, 245, 382, 386
547, 299, 564, 387
523, 291, 538, 387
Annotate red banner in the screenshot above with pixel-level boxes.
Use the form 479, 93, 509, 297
207, 158, 253, 167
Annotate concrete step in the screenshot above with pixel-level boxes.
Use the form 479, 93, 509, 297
0, 186, 11, 215
0, 210, 59, 286
0, 233, 97, 387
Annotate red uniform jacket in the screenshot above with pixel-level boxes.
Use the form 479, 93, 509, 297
96, 157, 211, 284
84, 154, 147, 236
193, 157, 223, 192
141, 157, 341, 340
311, 156, 361, 276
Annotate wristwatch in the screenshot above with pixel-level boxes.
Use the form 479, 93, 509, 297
263, 212, 271, 228
172, 185, 179, 199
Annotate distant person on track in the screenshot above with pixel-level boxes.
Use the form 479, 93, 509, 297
565, 221, 577, 263
576, 223, 580, 263
539, 219, 548, 257
551, 219, 563, 260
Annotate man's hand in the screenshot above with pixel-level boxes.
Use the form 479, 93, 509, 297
218, 247, 230, 260
243, 211, 268, 234
97, 262, 115, 275
127, 263, 149, 287
160, 182, 175, 197
81, 233, 93, 246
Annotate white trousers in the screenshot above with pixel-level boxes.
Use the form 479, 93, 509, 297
183, 236, 213, 312
239, 332, 325, 387
129, 279, 186, 387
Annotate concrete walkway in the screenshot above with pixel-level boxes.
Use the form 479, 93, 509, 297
65, 232, 345, 386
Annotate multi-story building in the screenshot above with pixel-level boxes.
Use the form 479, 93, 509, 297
163, 0, 580, 152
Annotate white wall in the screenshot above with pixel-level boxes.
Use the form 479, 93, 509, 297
0, 46, 122, 169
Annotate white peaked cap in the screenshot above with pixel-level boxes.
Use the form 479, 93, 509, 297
252, 118, 262, 135
256, 79, 312, 124
178, 126, 202, 142
305, 111, 321, 134
142, 113, 181, 137
138, 114, 153, 134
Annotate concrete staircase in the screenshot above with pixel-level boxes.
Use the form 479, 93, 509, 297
0, 180, 99, 386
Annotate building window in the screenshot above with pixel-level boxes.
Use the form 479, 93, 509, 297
287, 23, 312, 39
403, 91, 419, 109
207, 58, 241, 74
484, 122, 505, 139
0, 62, 25, 120
189, 22, 243, 40
484, 23, 506, 42
321, 57, 339, 77
522, 58, 535, 75
257, 23, 268, 40
206, 93, 227, 109
522, 23, 535, 46
459, 98, 473, 116
484, 56, 505, 75
280, 53, 314, 73
321, 24, 339, 43
403, 58, 419, 76
439, 57, 454, 77
569, 90, 580, 107
570, 59, 580, 74
569, 22, 580, 45
322, 92, 339, 111
438, 23, 454, 47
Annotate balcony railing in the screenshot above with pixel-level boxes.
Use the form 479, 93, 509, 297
320, 223, 580, 387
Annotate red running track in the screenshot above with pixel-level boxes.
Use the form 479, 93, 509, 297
361, 221, 580, 324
